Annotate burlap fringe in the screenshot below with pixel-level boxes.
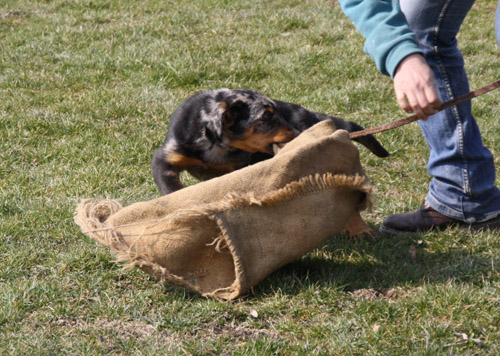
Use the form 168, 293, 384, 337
74, 199, 123, 250
75, 172, 371, 235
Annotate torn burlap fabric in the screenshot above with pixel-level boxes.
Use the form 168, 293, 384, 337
74, 121, 373, 300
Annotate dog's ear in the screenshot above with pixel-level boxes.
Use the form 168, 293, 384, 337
205, 99, 249, 142
203, 101, 227, 142
204, 118, 223, 143
221, 100, 249, 128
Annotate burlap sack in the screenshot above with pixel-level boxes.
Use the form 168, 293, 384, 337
75, 121, 373, 300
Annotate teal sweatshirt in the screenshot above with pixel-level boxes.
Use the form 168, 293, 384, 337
338, 0, 423, 78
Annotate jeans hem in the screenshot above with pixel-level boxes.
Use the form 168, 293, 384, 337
426, 192, 500, 224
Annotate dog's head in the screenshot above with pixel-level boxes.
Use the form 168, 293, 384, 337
204, 89, 297, 154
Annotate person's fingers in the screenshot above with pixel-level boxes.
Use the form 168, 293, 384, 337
406, 91, 428, 119
393, 53, 441, 120
395, 88, 412, 114
395, 85, 433, 119
424, 85, 443, 110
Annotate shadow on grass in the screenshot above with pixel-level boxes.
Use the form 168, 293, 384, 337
251, 226, 498, 298
154, 224, 498, 301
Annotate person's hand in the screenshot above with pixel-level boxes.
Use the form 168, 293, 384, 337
393, 53, 442, 119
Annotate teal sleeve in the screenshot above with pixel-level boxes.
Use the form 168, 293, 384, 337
337, 0, 423, 77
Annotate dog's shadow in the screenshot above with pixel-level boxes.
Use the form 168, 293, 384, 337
252, 228, 497, 298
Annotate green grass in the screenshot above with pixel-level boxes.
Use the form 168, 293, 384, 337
1, 0, 500, 354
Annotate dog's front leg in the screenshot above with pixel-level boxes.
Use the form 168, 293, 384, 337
152, 151, 185, 195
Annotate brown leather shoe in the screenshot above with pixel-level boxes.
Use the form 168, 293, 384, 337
379, 204, 500, 236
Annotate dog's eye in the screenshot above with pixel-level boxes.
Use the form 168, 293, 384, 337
262, 110, 274, 120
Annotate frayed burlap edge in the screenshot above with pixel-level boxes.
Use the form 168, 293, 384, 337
74, 173, 372, 299
74, 199, 124, 250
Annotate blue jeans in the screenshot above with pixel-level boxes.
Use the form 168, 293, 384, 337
400, 0, 500, 223
496, 0, 500, 47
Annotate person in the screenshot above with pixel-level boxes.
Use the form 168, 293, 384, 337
496, 0, 500, 48
337, 0, 500, 235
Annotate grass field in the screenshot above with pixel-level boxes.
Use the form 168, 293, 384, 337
1, 0, 500, 354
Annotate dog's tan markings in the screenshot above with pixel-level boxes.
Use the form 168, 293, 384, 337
205, 162, 238, 173
271, 127, 296, 143
167, 152, 205, 168
231, 133, 281, 153
230, 124, 296, 154
230, 127, 270, 153
169, 152, 238, 176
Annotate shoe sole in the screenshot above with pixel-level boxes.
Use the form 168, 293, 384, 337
378, 224, 424, 237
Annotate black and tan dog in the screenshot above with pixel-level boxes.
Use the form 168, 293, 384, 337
152, 89, 388, 195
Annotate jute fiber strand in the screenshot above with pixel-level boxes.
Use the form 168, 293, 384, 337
75, 121, 373, 300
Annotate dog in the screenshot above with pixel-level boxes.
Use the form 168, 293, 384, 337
152, 89, 389, 195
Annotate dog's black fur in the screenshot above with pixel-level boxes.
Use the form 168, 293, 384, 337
152, 89, 389, 195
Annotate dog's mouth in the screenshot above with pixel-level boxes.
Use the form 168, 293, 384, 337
271, 142, 286, 155
272, 128, 298, 143
269, 129, 298, 154
231, 131, 295, 155
258, 144, 273, 155
267, 129, 296, 149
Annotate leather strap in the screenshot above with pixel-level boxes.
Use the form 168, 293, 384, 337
349, 79, 500, 139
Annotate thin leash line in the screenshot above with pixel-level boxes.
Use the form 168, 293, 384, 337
349, 79, 500, 139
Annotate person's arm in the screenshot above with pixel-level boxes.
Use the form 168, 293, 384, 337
338, 0, 441, 118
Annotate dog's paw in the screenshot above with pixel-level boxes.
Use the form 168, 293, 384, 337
342, 211, 377, 240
